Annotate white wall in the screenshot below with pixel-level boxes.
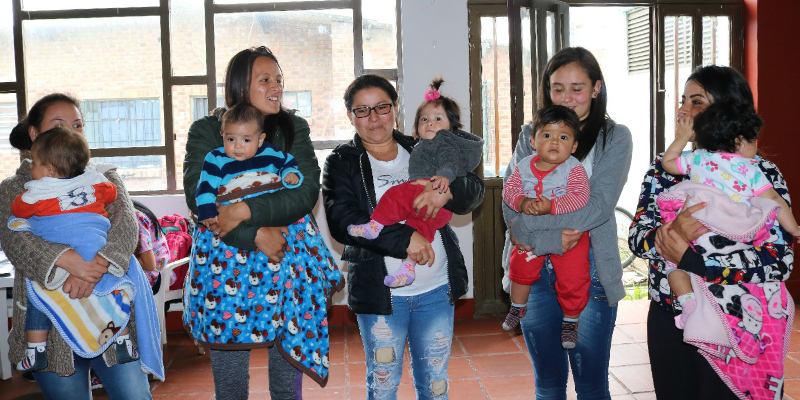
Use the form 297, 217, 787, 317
400, 0, 475, 299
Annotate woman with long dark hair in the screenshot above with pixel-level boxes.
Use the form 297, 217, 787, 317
630, 65, 793, 399
502, 47, 633, 398
182, 46, 342, 400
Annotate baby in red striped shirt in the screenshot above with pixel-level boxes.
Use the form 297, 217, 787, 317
502, 105, 590, 350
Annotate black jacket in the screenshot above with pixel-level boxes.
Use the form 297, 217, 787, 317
322, 130, 485, 315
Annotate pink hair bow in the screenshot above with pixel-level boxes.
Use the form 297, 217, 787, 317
424, 88, 440, 101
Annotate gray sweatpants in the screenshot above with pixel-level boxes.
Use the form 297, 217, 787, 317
209, 346, 303, 400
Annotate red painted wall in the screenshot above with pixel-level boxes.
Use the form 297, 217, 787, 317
744, 0, 800, 296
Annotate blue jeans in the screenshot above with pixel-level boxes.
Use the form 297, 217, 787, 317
520, 248, 617, 400
356, 284, 454, 400
33, 353, 152, 400
25, 302, 52, 331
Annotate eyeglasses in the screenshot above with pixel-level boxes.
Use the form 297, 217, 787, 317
351, 103, 393, 118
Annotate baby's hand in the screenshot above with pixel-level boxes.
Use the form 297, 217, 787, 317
430, 176, 450, 194
676, 116, 695, 141
518, 197, 537, 215
284, 172, 300, 185
531, 195, 552, 215
202, 217, 218, 230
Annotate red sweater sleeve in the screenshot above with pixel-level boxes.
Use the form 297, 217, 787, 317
551, 165, 590, 215
502, 166, 526, 212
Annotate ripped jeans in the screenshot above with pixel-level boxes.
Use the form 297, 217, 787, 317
520, 247, 617, 400
356, 284, 454, 400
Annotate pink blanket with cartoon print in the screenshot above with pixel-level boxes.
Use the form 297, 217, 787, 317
683, 274, 793, 400
657, 181, 781, 246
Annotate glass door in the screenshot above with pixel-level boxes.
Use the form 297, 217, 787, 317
467, 1, 568, 315
655, 4, 742, 154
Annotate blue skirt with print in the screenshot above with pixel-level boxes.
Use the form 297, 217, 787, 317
183, 215, 343, 386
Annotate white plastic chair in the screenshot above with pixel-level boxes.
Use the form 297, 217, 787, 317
152, 257, 189, 346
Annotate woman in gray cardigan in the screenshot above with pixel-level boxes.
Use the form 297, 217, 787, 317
0, 94, 150, 399
502, 47, 632, 398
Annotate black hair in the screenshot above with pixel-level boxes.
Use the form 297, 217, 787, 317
686, 65, 754, 107
221, 103, 265, 134
693, 101, 762, 153
10, 93, 81, 151
413, 77, 463, 136
532, 105, 581, 141
538, 47, 608, 161
132, 200, 163, 240
224, 46, 295, 151
343, 74, 398, 111
31, 126, 90, 178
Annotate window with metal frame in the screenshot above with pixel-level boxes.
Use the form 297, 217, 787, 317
1, 0, 401, 194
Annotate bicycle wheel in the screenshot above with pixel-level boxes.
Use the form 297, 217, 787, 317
614, 206, 636, 268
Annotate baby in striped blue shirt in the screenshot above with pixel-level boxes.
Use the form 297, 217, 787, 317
196, 103, 302, 231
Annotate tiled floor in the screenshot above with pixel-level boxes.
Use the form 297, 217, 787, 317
4, 298, 800, 399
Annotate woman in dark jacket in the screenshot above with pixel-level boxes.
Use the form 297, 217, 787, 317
322, 74, 484, 400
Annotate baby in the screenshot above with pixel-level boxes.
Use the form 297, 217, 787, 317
660, 100, 800, 328
502, 105, 591, 349
196, 103, 302, 230
10, 127, 136, 372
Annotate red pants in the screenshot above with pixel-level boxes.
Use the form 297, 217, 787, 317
509, 232, 591, 316
371, 181, 453, 242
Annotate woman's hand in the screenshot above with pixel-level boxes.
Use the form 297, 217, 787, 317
562, 229, 582, 253
255, 226, 289, 263
215, 202, 252, 237
407, 231, 435, 266
509, 230, 532, 252
655, 221, 691, 264
411, 179, 453, 221
55, 251, 109, 283
671, 199, 709, 243
62, 275, 96, 299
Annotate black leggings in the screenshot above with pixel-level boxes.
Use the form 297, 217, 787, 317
209, 346, 303, 400
647, 301, 739, 400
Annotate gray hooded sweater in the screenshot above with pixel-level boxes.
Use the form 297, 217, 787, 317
408, 129, 484, 181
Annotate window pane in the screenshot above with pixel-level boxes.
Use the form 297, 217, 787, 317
0, 93, 20, 182
83, 99, 161, 148
363, 0, 397, 69
521, 7, 534, 126
23, 17, 164, 149
0, 0, 14, 82
663, 15, 693, 152
22, 0, 158, 11
571, 6, 652, 215
215, 10, 355, 141
171, 0, 207, 77
702, 16, 730, 67
480, 16, 512, 178
94, 155, 167, 192
173, 85, 208, 191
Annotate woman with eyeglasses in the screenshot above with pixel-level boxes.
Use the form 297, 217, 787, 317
183, 46, 342, 400
321, 74, 484, 399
